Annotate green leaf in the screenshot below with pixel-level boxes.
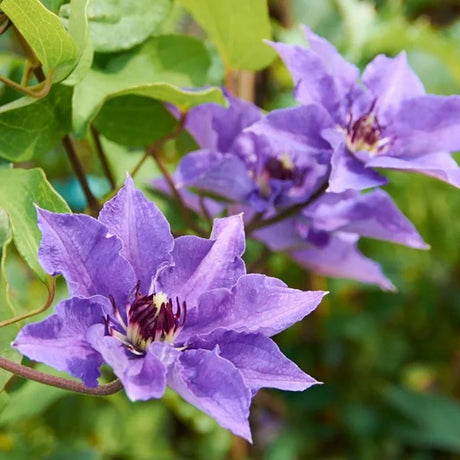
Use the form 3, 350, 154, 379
87, 0, 172, 52
72, 34, 224, 136
94, 95, 176, 146
0, 364, 68, 425
0, 210, 22, 392
61, 0, 94, 86
0, 168, 70, 283
1, 0, 79, 82
0, 85, 72, 162
383, 385, 460, 452
177, 0, 275, 71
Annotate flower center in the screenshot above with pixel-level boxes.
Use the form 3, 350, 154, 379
345, 104, 391, 156
256, 154, 305, 197
106, 284, 186, 355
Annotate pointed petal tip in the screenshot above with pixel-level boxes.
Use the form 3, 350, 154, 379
123, 173, 134, 188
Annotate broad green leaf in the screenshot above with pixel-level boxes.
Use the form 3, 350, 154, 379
177, 0, 275, 71
384, 385, 460, 452
61, 0, 94, 86
0, 168, 70, 283
1, 0, 79, 82
73, 34, 224, 136
87, 0, 172, 52
0, 210, 22, 392
94, 95, 176, 146
0, 85, 72, 162
0, 364, 68, 425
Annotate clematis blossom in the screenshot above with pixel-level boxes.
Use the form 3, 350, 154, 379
13, 176, 326, 441
171, 92, 330, 213
254, 188, 428, 290
249, 26, 460, 193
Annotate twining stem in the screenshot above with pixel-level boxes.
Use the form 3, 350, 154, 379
0, 278, 55, 328
0, 356, 123, 396
151, 150, 206, 237
62, 135, 101, 216
0, 70, 53, 98
141, 114, 207, 236
0, 26, 53, 98
90, 125, 116, 190
130, 153, 149, 179
246, 182, 329, 234
131, 113, 187, 179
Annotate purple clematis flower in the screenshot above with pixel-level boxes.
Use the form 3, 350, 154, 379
254, 188, 428, 290
13, 176, 326, 441
171, 92, 330, 213
250, 26, 460, 192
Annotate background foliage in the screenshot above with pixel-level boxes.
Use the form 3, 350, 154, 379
0, 0, 459, 458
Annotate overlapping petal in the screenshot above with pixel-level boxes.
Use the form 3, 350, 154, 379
307, 189, 429, 249
185, 95, 262, 152
362, 52, 425, 121
156, 215, 246, 305
87, 324, 169, 401
37, 209, 136, 306
247, 105, 334, 153
290, 234, 396, 291
183, 274, 326, 339
191, 329, 318, 393
13, 296, 109, 387
168, 348, 252, 441
99, 175, 174, 292
367, 153, 460, 188
175, 149, 255, 202
328, 144, 388, 193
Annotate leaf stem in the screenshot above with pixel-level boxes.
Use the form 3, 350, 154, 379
62, 135, 101, 216
90, 125, 116, 190
130, 153, 149, 179
0, 70, 53, 98
151, 150, 206, 237
0, 356, 123, 396
145, 114, 207, 236
0, 278, 55, 328
246, 182, 329, 234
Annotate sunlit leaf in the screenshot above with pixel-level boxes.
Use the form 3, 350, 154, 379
72, 34, 223, 136
87, 0, 172, 52
1, 0, 79, 81
0, 168, 70, 283
177, 0, 275, 71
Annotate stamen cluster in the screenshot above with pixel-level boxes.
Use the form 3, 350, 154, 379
106, 284, 186, 355
345, 106, 391, 155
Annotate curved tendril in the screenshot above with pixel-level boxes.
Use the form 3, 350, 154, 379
0, 278, 56, 329
0, 70, 53, 99
0, 355, 123, 396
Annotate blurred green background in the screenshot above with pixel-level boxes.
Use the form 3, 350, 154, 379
1, 0, 460, 458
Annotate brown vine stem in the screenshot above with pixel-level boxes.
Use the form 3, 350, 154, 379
246, 182, 329, 235
0, 70, 53, 98
90, 125, 117, 190
130, 152, 149, 179
0, 278, 56, 328
62, 135, 101, 217
0, 356, 123, 396
144, 114, 207, 237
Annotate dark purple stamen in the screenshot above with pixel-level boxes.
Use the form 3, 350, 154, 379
106, 283, 187, 354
